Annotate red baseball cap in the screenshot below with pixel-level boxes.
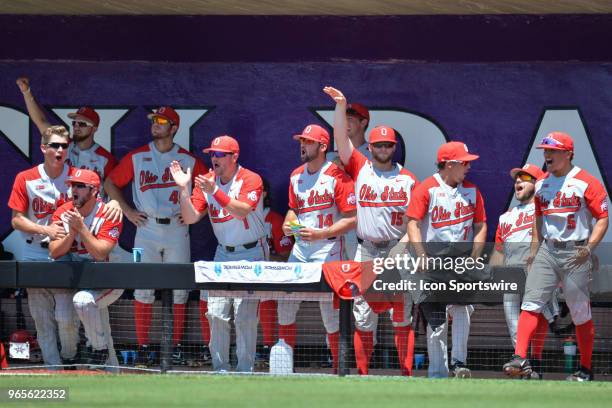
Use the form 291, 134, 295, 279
510, 163, 545, 180
66, 169, 100, 188
437, 141, 479, 163
369, 126, 396, 144
293, 124, 330, 145
147, 106, 180, 128
203, 135, 240, 154
346, 103, 370, 121
67, 107, 100, 127
536, 131, 574, 152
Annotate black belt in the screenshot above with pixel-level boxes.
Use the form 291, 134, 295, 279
155, 218, 171, 225
26, 239, 48, 249
357, 237, 395, 248
546, 239, 587, 249
224, 241, 258, 252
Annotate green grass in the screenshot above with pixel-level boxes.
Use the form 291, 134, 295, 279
0, 374, 611, 408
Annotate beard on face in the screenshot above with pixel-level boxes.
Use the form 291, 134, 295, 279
300, 147, 318, 163
72, 132, 90, 143
372, 150, 393, 165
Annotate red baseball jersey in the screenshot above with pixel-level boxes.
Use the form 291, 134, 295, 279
345, 149, 418, 242
495, 202, 535, 264
67, 143, 117, 198
191, 166, 266, 246
406, 173, 486, 242
109, 142, 207, 218
288, 161, 356, 231
534, 167, 608, 241
264, 207, 293, 255
8, 163, 73, 244
52, 199, 122, 261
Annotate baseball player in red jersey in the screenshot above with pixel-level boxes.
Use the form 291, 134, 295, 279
324, 86, 419, 376
8, 125, 80, 368
16, 78, 118, 200
105, 107, 208, 367
503, 132, 609, 381
278, 124, 357, 372
257, 178, 294, 366
490, 164, 560, 379
48, 169, 123, 368
398, 141, 487, 378
171, 135, 268, 372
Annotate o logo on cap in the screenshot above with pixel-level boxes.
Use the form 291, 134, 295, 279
75, 170, 82, 177
523, 164, 529, 169
305, 125, 312, 134
380, 127, 387, 136
159, 107, 166, 114
341, 263, 351, 273
213, 138, 221, 146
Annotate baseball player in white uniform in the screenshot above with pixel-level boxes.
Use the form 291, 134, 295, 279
8, 125, 80, 368
105, 107, 208, 367
171, 135, 268, 372
279, 124, 357, 372
16, 78, 118, 200
48, 169, 123, 368
399, 141, 487, 378
324, 86, 419, 376
503, 132, 609, 382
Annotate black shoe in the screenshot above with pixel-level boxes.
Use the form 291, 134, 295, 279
62, 357, 78, 370
188, 345, 212, 367
449, 360, 471, 378
503, 355, 532, 377
566, 366, 594, 382
135, 345, 154, 368
255, 345, 271, 368
525, 359, 543, 380
172, 344, 187, 366
86, 348, 109, 367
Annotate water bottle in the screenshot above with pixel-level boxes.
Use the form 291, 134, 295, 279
269, 339, 293, 374
563, 336, 576, 373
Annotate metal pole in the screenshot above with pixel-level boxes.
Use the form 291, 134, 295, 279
338, 298, 352, 376
160, 289, 173, 373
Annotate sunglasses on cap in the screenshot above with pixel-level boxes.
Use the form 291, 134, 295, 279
540, 136, 564, 148
209, 151, 231, 158
72, 120, 91, 128
517, 173, 535, 182
71, 183, 91, 190
46, 142, 70, 150
448, 160, 468, 166
371, 142, 394, 149
151, 116, 173, 126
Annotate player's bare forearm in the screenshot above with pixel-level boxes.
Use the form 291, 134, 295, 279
407, 218, 426, 257
587, 216, 609, 251
322, 211, 356, 238
470, 222, 487, 258
103, 179, 131, 212
530, 216, 543, 255
11, 211, 47, 236
18, 81, 52, 136
333, 95, 353, 166
282, 210, 298, 236
79, 228, 115, 261
223, 199, 253, 220
178, 187, 205, 224
489, 249, 504, 266
48, 232, 76, 260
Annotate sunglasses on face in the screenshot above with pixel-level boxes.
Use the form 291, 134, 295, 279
209, 151, 230, 158
46, 142, 69, 150
71, 183, 91, 190
372, 142, 394, 149
72, 121, 91, 128
448, 160, 468, 166
300, 138, 318, 145
151, 116, 172, 126
517, 174, 535, 182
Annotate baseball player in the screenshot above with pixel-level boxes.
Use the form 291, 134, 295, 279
278, 124, 357, 372
257, 178, 294, 366
326, 101, 372, 163
48, 169, 123, 368
8, 125, 80, 368
397, 141, 487, 378
171, 135, 267, 372
503, 132, 609, 382
105, 107, 208, 367
490, 163, 560, 379
324, 86, 419, 376
16, 78, 118, 200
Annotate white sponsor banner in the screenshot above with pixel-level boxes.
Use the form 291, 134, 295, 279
194, 261, 323, 284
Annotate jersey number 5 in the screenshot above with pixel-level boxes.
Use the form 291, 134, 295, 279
567, 214, 576, 230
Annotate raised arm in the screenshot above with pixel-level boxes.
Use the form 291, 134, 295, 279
323, 86, 354, 165
16, 78, 52, 136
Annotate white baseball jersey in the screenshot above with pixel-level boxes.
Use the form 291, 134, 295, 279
8, 163, 72, 245
406, 173, 486, 243
191, 166, 266, 246
109, 142, 207, 218
288, 161, 356, 237
534, 167, 608, 241
52, 199, 122, 261
495, 202, 535, 264
345, 149, 418, 242
67, 143, 117, 198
